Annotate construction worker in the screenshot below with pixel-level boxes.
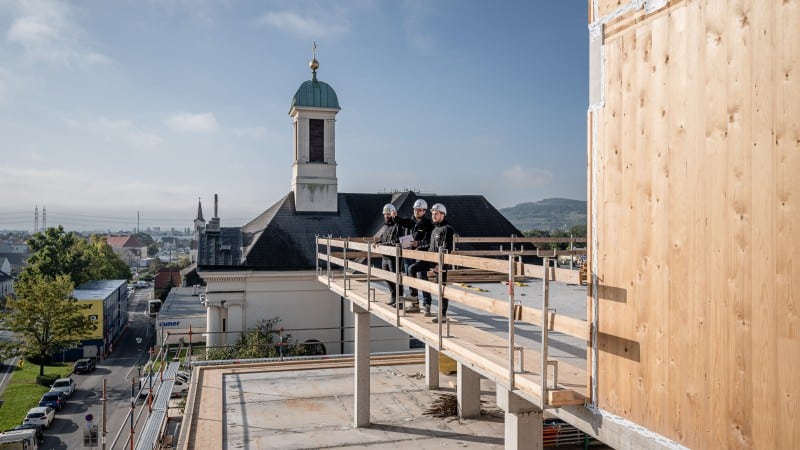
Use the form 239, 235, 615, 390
376, 203, 406, 307
394, 199, 434, 314
428, 203, 455, 323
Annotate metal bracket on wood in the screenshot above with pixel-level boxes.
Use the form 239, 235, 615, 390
514, 345, 524, 373
546, 360, 559, 389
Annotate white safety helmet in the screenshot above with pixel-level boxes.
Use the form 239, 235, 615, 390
382, 204, 397, 214
430, 203, 447, 215
412, 199, 428, 210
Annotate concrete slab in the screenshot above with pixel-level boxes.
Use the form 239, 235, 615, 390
222, 363, 506, 449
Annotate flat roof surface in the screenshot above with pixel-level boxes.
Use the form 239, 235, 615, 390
73, 279, 127, 299
183, 359, 510, 449
226, 364, 505, 449
159, 286, 206, 317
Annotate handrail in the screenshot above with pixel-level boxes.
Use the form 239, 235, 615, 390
315, 238, 589, 341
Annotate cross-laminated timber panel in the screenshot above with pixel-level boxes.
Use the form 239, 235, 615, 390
589, 0, 800, 449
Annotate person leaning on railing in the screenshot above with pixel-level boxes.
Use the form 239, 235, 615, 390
375, 203, 406, 307
393, 199, 434, 315
427, 203, 455, 323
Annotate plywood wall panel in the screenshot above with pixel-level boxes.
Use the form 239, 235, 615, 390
589, 0, 800, 448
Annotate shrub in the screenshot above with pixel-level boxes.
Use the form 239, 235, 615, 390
36, 374, 60, 387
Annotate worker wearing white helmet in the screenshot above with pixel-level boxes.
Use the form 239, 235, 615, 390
377, 203, 406, 308
428, 202, 455, 323
394, 198, 434, 314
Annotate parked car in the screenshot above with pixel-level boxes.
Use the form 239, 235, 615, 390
38, 391, 66, 411
50, 378, 76, 397
74, 358, 96, 374
171, 378, 189, 397
11, 423, 44, 444
23, 406, 55, 428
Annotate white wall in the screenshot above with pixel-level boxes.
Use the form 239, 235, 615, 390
200, 269, 411, 355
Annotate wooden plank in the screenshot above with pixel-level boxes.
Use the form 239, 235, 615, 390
773, 0, 800, 447
648, 5, 670, 437
454, 237, 587, 244
454, 249, 586, 257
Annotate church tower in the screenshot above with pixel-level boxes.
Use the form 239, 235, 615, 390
289, 43, 340, 213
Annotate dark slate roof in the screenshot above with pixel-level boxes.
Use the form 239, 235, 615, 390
197, 191, 521, 271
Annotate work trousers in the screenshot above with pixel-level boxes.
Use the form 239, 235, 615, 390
407, 260, 433, 304
381, 257, 403, 300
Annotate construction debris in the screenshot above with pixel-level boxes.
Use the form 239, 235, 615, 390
424, 393, 459, 418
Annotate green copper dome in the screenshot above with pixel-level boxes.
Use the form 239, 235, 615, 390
291, 77, 340, 109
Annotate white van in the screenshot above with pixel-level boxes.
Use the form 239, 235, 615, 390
0, 429, 39, 449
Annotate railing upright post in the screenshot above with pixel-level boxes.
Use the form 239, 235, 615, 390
569, 235, 574, 270
508, 252, 516, 390
343, 238, 349, 296
396, 244, 402, 324
367, 239, 372, 310
437, 247, 445, 349
326, 235, 332, 287
541, 256, 551, 407
315, 234, 320, 275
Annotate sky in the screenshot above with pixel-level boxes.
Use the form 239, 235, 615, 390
0, 0, 588, 232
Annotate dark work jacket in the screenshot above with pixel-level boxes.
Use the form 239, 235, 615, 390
379, 217, 406, 257
429, 219, 455, 270
395, 216, 433, 250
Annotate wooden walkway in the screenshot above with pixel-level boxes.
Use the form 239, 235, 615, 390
320, 274, 589, 409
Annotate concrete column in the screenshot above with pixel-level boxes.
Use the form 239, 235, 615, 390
497, 386, 543, 450
425, 344, 439, 389
352, 303, 370, 427
205, 303, 221, 348
457, 362, 481, 418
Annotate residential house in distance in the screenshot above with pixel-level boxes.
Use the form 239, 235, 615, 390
106, 235, 148, 268
154, 267, 182, 300
195, 55, 521, 354
0, 264, 13, 300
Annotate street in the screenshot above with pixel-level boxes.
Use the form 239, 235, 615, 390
37, 287, 155, 449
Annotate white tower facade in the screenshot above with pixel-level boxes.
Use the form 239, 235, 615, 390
289, 46, 340, 213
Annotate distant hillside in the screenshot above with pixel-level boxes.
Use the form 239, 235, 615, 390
499, 198, 587, 232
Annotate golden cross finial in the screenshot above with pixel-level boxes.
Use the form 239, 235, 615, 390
312, 42, 317, 59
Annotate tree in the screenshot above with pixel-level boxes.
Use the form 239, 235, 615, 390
22, 226, 91, 286
84, 234, 131, 281
20, 227, 130, 288
0, 273, 97, 375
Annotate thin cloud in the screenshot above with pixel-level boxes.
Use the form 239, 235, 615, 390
402, 0, 436, 52
5, 0, 110, 66
501, 164, 554, 189
256, 10, 349, 39
231, 126, 270, 139
63, 116, 162, 151
164, 112, 220, 133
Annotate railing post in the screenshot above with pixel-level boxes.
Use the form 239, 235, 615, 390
343, 238, 349, 296
315, 234, 320, 275
396, 244, 403, 324
569, 235, 574, 270
508, 252, 516, 390
367, 239, 373, 310
541, 256, 551, 407
437, 247, 445, 349
326, 235, 332, 287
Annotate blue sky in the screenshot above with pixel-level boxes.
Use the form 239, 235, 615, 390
0, 1, 588, 231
